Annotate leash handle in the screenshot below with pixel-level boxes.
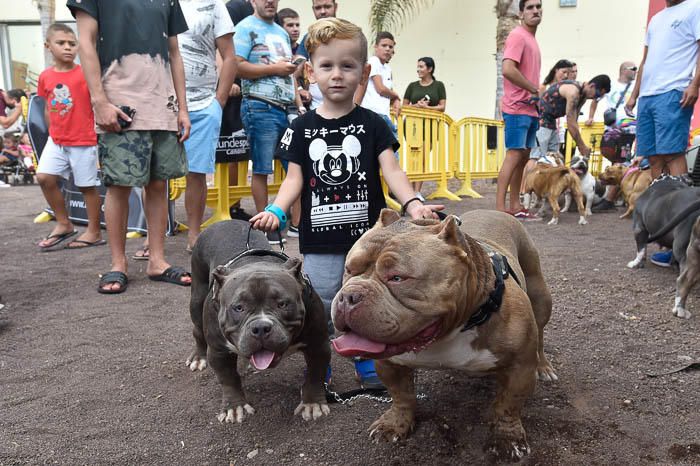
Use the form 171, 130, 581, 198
246, 223, 285, 252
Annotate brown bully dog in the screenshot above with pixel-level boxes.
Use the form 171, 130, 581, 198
598, 164, 652, 218
331, 209, 556, 461
522, 165, 588, 225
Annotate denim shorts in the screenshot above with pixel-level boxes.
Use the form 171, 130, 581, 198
240, 98, 288, 175
303, 252, 347, 335
185, 99, 223, 174
637, 89, 693, 156
530, 126, 559, 159
503, 112, 539, 150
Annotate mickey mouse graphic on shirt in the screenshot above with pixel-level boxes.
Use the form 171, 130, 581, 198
308, 135, 362, 185
50, 83, 73, 117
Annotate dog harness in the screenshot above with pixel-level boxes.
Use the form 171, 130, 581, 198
461, 245, 522, 332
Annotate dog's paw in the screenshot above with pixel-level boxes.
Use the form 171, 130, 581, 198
578, 216, 588, 225
185, 353, 208, 372
585, 209, 593, 216
672, 305, 692, 319
368, 408, 415, 443
537, 363, 559, 382
547, 218, 558, 226
217, 404, 255, 424
486, 436, 531, 462
294, 402, 330, 421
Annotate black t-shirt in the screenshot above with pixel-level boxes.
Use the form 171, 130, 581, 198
226, 0, 254, 24
276, 106, 399, 254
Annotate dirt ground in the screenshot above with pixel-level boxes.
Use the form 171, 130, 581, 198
1, 181, 698, 466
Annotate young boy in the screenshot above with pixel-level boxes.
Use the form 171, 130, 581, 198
35, 23, 104, 252
356, 32, 401, 135
250, 18, 442, 389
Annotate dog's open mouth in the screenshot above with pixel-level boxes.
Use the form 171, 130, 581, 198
332, 320, 441, 359
572, 167, 586, 176
250, 350, 282, 370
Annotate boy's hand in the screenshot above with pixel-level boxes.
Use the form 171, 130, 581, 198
250, 211, 279, 232
178, 109, 191, 143
275, 61, 298, 77
94, 100, 128, 133
406, 202, 445, 220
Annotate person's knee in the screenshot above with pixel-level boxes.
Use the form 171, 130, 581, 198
37, 173, 57, 187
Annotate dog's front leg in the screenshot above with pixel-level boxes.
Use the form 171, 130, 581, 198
295, 342, 332, 421
368, 360, 416, 443
208, 348, 255, 423
562, 192, 572, 212
674, 255, 697, 319
487, 363, 536, 461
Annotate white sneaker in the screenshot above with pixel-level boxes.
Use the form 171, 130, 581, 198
287, 224, 300, 238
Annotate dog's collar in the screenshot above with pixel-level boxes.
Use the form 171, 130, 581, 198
461, 244, 521, 332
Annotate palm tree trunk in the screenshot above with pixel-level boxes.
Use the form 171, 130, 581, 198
37, 0, 56, 68
494, 0, 520, 120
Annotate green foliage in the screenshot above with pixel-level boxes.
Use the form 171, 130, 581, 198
368, 0, 436, 37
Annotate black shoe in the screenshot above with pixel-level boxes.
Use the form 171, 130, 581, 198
591, 199, 616, 212
229, 206, 252, 221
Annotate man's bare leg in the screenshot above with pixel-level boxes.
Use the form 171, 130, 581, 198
497, 149, 527, 212
251, 173, 268, 213
101, 185, 131, 292
510, 151, 530, 212
76, 186, 103, 243
185, 172, 207, 249
144, 179, 191, 284
668, 153, 688, 176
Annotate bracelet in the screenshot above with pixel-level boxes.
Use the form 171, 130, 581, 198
400, 197, 422, 216
264, 204, 288, 231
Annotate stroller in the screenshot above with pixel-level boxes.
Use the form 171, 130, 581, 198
0, 132, 35, 186
600, 119, 637, 164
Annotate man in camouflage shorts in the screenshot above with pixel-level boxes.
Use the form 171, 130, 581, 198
69, 0, 193, 294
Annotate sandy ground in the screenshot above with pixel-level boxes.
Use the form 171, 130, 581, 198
0, 181, 698, 465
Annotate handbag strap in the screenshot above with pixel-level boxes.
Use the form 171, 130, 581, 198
613, 82, 632, 110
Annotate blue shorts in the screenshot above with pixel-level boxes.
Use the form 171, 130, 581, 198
185, 99, 223, 174
503, 113, 539, 150
637, 89, 693, 156
241, 98, 288, 175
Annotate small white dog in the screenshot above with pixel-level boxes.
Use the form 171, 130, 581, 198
564, 154, 595, 216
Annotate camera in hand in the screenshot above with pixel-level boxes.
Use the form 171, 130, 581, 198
117, 105, 136, 129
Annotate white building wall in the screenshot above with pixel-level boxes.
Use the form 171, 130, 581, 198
2, 0, 649, 120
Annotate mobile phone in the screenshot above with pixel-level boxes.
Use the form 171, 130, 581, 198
292, 57, 306, 66
117, 105, 135, 129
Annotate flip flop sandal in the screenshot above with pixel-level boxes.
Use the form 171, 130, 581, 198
65, 239, 107, 250
132, 245, 150, 261
38, 230, 78, 252
148, 266, 192, 287
97, 271, 128, 295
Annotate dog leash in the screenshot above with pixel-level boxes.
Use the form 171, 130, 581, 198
324, 382, 428, 405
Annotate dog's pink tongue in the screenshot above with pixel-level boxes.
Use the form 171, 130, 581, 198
251, 350, 276, 370
332, 332, 387, 357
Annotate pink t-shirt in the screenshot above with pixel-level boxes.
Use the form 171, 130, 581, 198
501, 26, 541, 118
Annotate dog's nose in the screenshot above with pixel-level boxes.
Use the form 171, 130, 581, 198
336, 290, 364, 313
250, 320, 272, 338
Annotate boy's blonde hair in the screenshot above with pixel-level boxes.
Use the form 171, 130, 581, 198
46, 23, 75, 40
305, 18, 368, 64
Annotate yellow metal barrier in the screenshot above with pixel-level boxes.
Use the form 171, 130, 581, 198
394, 107, 460, 201
451, 117, 506, 198
564, 122, 606, 176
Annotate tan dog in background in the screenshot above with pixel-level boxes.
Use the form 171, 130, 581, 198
522, 165, 588, 225
598, 164, 652, 218
331, 210, 557, 461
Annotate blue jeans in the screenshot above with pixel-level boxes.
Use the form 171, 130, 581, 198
637, 89, 693, 156
240, 98, 288, 175
303, 253, 347, 335
503, 112, 539, 150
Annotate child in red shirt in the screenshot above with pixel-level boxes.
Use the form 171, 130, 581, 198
36, 23, 104, 251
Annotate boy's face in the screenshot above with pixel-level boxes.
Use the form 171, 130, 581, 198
282, 17, 300, 43
45, 30, 78, 66
308, 38, 368, 105
374, 38, 395, 64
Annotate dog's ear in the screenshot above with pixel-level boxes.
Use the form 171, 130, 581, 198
437, 215, 467, 250
375, 208, 401, 228
211, 265, 228, 301
284, 257, 304, 280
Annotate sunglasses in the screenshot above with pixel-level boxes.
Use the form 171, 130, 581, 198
594, 88, 605, 101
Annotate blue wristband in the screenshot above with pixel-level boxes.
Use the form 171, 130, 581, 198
264, 204, 287, 231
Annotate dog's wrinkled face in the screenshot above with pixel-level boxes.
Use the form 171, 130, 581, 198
599, 164, 625, 185
331, 210, 479, 359
212, 258, 307, 370
570, 155, 589, 177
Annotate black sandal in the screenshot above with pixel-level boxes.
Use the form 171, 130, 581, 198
98, 271, 128, 294
148, 266, 191, 287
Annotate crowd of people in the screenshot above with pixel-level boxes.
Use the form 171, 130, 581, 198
1, 0, 698, 386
